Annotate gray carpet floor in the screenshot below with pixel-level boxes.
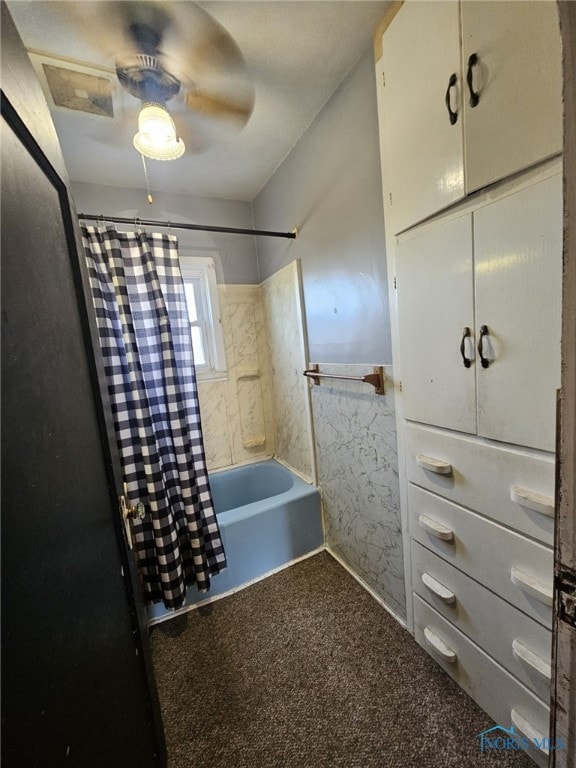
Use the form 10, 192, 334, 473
150, 552, 534, 768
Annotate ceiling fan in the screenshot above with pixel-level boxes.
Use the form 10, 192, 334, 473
53, 1, 255, 161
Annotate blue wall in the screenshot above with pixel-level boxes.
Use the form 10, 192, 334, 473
252, 50, 391, 365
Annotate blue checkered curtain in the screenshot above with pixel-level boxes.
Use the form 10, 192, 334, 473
81, 224, 226, 609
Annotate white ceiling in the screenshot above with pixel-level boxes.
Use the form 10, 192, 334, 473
7, 1, 391, 201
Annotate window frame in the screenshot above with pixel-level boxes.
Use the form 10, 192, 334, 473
179, 254, 227, 381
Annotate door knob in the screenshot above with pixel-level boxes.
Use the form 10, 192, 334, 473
120, 495, 145, 520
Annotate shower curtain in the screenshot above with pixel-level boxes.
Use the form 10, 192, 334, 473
81, 223, 226, 609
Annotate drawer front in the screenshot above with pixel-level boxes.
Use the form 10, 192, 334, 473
414, 595, 550, 768
406, 424, 555, 545
412, 541, 552, 701
409, 484, 553, 628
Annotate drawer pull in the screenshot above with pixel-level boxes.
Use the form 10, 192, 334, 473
510, 567, 553, 607
416, 454, 452, 475
477, 324, 491, 368
423, 627, 457, 663
419, 514, 454, 541
510, 709, 549, 754
466, 53, 481, 108
459, 326, 472, 368
512, 639, 552, 681
511, 485, 555, 518
421, 572, 456, 604
445, 73, 458, 125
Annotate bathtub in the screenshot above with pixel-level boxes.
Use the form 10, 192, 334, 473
148, 460, 323, 622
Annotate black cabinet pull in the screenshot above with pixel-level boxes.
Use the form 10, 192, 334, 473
466, 53, 480, 107
445, 73, 458, 125
478, 325, 490, 368
460, 327, 472, 368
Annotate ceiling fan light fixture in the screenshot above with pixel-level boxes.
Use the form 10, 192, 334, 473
133, 103, 185, 161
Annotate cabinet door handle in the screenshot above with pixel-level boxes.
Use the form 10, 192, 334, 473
416, 454, 453, 475
512, 639, 552, 681
510, 567, 553, 606
510, 485, 555, 518
510, 709, 549, 754
423, 627, 457, 663
460, 326, 472, 368
445, 73, 458, 125
478, 324, 490, 368
419, 514, 454, 541
422, 572, 457, 604
466, 52, 480, 107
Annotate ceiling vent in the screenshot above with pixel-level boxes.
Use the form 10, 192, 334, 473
41, 63, 114, 118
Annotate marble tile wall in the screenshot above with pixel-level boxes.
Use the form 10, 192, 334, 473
197, 284, 276, 471
196, 377, 232, 469
310, 364, 406, 620
260, 261, 314, 481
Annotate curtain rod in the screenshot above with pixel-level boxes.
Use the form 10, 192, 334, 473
78, 213, 298, 240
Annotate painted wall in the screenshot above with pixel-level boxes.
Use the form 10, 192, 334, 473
252, 47, 405, 618
252, 49, 391, 365
71, 181, 259, 285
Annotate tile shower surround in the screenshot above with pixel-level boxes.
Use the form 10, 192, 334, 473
261, 262, 314, 482
197, 284, 276, 470
198, 262, 313, 482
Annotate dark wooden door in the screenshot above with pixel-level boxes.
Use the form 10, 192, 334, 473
1, 93, 166, 767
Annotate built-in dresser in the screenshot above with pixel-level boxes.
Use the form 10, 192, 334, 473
374, 3, 563, 764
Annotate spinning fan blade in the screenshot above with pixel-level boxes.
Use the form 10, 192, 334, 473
155, 5, 255, 126
62, 2, 140, 62
171, 120, 209, 155
61, 1, 254, 127
184, 91, 253, 125
63, 1, 172, 61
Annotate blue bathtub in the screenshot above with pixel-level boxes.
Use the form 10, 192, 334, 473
148, 460, 323, 622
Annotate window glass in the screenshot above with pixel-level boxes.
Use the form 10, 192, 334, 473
179, 254, 226, 379
190, 325, 206, 366
183, 281, 198, 323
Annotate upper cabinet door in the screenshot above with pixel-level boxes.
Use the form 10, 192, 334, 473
461, 1, 562, 195
474, 173, 563, 452
396, 214, 476, 435
379, 1, 464, 235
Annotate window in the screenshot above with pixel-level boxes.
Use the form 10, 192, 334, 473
179, 255, 227, 379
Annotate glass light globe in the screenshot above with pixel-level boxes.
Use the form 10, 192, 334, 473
133, 104, 185, 161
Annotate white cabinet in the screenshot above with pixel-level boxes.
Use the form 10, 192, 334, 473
378, 1, 464, 235
376, 1, 562, 753
409, 484, 554, 628
413, 596, 550, 768
474, 174, 563, 451
378, 1, 562, 235
461, 1, 563, 194
396, 214, 476, 435
406, 424, 556, 546
396, 171, 562, 453
412, 541, 552, 702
